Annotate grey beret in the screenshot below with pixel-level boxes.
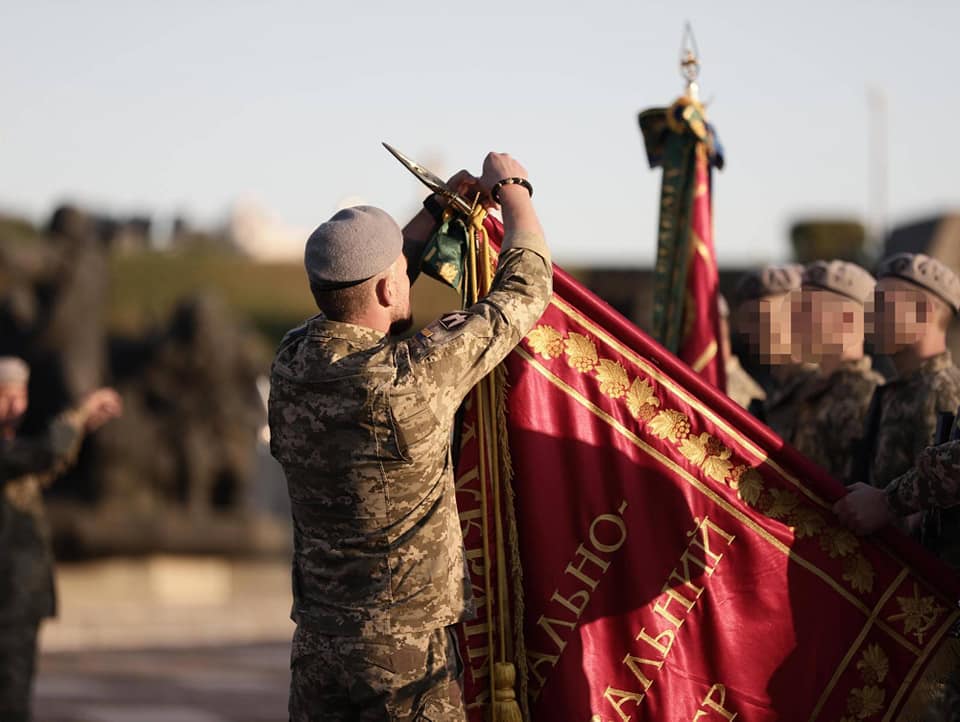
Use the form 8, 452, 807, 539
0, 357, 29, 385
802, 260, 875, 305
733, 264, 803, 306
876, 252, 960, 313
304, 206, 403, 290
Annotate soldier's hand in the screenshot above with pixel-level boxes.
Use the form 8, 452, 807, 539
833, 483, 894, 536
480, 152, 529, 204
80, 388, 123, 432
444, 170, 494, 211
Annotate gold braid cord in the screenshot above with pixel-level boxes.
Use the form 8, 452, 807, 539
464, 208, 525, 722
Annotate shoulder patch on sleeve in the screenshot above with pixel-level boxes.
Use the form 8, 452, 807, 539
408, 312, 473, 360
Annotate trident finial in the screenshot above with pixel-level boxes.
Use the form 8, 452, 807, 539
680, 22, 701, 101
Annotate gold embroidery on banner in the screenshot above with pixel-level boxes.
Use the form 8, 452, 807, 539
527, 326, 565, 360
525, 325, 876, 596
564, 332, 599, 372
690, 340, 718, 374
515, 346, 921, 660
548, 295, 833, 511
838, 645, 889, 722
808, 569, 908, 721
888, 584, 946, 645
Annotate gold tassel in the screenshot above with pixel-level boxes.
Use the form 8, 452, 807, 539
488, 662, 524, 722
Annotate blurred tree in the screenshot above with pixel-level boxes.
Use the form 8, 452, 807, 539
790, 218, 867, 264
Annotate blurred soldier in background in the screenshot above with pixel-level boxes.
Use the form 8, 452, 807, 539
732, 264, 819, 440
852, 253, 960, 543
791, 261, 883, 479
269, 152, 552, 721
718, 294, 765, 409
0, 357, 122, 722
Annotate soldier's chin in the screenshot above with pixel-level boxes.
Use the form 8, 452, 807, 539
389, 315, 414, 336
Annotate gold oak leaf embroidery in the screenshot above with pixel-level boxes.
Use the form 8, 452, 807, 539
526, 325, 565, 360
790, 506, 826, 540
648, 409, 692, 443
625, 377, 659, 418
738, 468, 763, 506
888, 584, 946, 645
678, 432, 709, 466
843, 554, 875, 595
856, 644, 889, 686
595, 359, 630, 399
564, 332, 599, 372
762, 488, 800, 520
847, 685, 885, 717
820, 526, 859, 559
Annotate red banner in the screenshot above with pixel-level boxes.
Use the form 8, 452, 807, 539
455, 219, 960, 721
678, 145, 725, 390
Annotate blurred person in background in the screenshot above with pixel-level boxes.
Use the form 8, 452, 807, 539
0, 357, 122, 722
790, 261, 883, 480
732, 264, 819, 440
718, 293, 765, 409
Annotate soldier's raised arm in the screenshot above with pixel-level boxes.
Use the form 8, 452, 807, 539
401, 152, 552, 422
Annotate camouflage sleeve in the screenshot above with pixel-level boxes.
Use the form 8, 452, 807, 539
885, 440, 960, 515
403, 231, 552, 422
0, 410, 85, 486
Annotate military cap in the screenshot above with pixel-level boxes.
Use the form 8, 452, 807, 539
304, 206, 403, 290
876, 252, 960, 314
802, 260, 875, 305
0, 357, 29, 385
732, 264, 803, 306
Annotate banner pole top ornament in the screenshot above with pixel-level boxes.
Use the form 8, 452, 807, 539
382, 142, 476, 218
680, 21, 701, 102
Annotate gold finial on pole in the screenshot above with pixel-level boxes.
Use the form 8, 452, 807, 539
680, 21, 701, 101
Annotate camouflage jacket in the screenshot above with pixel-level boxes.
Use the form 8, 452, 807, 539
861, 352, 960, 489
887, 439, 960, 516
791, 357, 883, 481
269, 231, 552, 639
725, 355, 765, 410
0, 411, 85, 624
762, 363, 820, 442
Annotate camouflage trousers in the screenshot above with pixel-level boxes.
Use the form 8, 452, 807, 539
0, 622, 39, 722
289, 625, 466, 722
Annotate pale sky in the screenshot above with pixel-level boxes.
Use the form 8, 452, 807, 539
2, 0, 958, 265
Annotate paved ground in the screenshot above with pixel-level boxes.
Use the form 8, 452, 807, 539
35, 642, 289, 722
30, 557, 294, 721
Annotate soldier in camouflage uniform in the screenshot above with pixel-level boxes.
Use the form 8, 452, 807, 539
853, 253, 960, 545
790, 261, 883, 480
732, 264, 819, 440
0, 357, 121, 722
269, 152, 552, 722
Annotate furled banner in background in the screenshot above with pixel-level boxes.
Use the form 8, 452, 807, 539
449, 218, 960, 722
639, 98, 725, 390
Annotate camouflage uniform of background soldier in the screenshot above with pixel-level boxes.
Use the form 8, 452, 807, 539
731, 264, 819, 440
0, 358, 121, 722
855, 254, 960, 550
790, 261, 883, 480
269, 154, 552, 722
